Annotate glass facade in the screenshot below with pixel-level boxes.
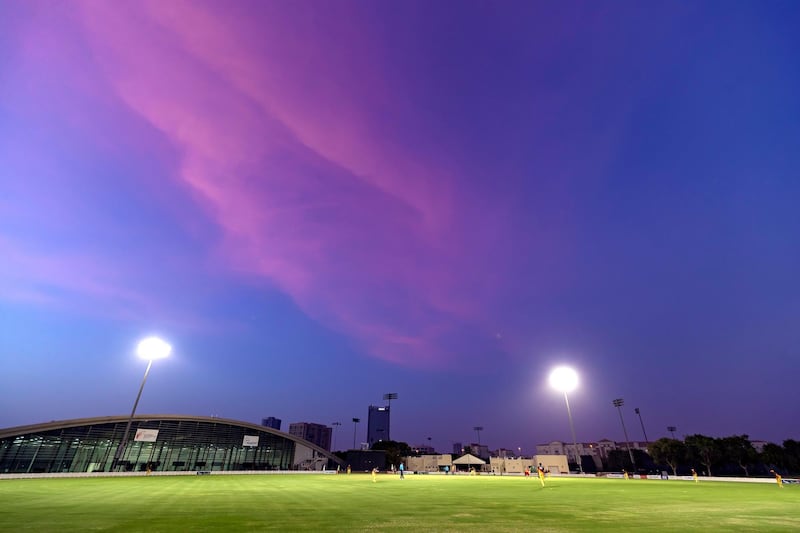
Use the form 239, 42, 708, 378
367, 405, 390, 445
0, 416, 334, 474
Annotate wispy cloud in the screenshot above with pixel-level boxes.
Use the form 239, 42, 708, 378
3, 1, 524, 366
74, 1, 508, 365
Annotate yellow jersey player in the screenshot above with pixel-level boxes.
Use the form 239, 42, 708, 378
537, 464, 546, 487
691, 468, 698, 483
770, 469, 783, 488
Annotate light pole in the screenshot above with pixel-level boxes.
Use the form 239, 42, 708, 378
383, 393, 398, 441
634, 408, 649, 444
549, 366, 583, 474
352, 418, 360, 449
331, 422, 341, 452
473, 426, 484, 446
667, 426, 677, 439
112, 337, 171, 471
613, 398, 636, 470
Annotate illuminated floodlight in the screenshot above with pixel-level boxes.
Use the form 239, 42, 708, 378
548, 365, 583, 474
112, 336, 171, 471
549, 366, 578, 393
137, 337, 172, 361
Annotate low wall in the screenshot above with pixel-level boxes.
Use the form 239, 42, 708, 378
3, 470, 794, 484
0, 470, 337, 480
595, 473, 796, 484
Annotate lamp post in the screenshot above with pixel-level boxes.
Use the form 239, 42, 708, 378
331, 422, 341, 452
634, 408, 649, 444
549, 366, 583, 474
613, 398, 636, 469
667, 426, 677, 439
352, 418, 360, 449
112, 337, 171, 471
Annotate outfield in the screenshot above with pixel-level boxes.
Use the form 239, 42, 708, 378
1, 473, 797, 532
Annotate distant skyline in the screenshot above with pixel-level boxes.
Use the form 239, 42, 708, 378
1, 0, 799, 451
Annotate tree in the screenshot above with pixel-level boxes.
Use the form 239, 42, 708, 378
783, 439, 800, 474
719, 435, 757, 476
760, 443, 786, 471
371, 440, 411, 468
648, 438, 686, 476
685, 434, 720, 476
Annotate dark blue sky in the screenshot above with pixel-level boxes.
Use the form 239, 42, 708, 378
1, 0, 798, 452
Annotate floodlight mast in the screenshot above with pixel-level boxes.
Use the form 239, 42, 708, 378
613, 398, 636, 469
548, 367, 583, 474
634, 408, 649, 444
331, 422, 342, 452
383, 393, 398, 441
473, 426, 484, 446
111, 337, 171, 471
352, 418, 360, 449
383, 392, 398, 405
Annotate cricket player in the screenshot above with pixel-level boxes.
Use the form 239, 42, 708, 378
770, 469, 783, 488
537, 464, 546, 487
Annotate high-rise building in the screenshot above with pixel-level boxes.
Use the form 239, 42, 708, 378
453, 442, 463, 455
367, 405, 390, 446
261, 417, 281, 430
288, 422, 332, 451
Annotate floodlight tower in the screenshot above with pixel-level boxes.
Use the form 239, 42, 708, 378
331, 422, 342, 452
383, 393, 398, 440
667, 426, 677, 439
634, 408, 649, 444
112, 337, 171, 471
352, 418, 360, 449
473, 426, 484, 446
549, 366, 583, 474
613, 398, 636, 469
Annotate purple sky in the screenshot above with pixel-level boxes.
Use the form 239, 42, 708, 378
1, 0, 798, 452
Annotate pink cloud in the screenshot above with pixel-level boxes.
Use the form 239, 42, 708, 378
2, 1, 580, 365
32, 0, 523, 366
1, 0, 584, 368
0, 232, 244, 333
0, 236, 150, 314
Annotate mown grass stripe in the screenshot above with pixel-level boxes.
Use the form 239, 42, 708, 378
0, 475, 796, 532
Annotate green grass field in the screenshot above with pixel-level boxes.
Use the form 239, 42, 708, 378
1, 474, 797, 532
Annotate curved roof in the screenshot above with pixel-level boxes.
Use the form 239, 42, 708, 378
0, 414, 343, 465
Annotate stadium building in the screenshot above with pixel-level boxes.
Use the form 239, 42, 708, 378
0, 415, 342, 474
